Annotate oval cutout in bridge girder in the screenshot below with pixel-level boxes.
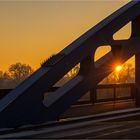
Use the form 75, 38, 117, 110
94, 45, 111, 62
113, 22, 131, 40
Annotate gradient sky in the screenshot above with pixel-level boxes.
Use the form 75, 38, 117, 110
0, 0, 131, 71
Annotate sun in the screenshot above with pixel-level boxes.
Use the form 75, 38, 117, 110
115, 65, 122, 72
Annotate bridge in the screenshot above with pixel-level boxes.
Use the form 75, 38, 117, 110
0, 1, 140, 138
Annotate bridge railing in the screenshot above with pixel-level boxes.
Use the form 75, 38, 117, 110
93, 83, 135, 102
76, 83, 136, 105
0, 83, 136, 105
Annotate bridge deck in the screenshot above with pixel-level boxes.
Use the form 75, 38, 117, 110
60, 99, 135, 119
37, 121, 140, 139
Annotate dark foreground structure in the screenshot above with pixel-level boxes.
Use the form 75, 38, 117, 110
0, 1, 140, 128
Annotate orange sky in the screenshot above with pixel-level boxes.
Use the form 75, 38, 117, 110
0, 0, 131, 71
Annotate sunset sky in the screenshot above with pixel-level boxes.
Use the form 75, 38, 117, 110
0, 0, 131, 71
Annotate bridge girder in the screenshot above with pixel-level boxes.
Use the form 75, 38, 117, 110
0, 1, 140, 128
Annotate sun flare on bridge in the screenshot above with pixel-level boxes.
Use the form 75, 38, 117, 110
115, 65, 122, 72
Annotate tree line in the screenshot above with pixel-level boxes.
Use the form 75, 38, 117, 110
102, 63, 135, 84
0, 63, 33, 89
0, 59, 135, 89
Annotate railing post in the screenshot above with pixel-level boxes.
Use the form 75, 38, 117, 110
132, 16, 140, 107
131, 84, 136, 100
90, 88, 96, 104
135, 53, 140, 106
113, 86, 116, 102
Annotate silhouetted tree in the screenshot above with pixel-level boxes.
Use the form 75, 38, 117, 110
101, 63, 135, 84
0, 71, 13, 88
65, 64, 80, 78
8, 62, 34, 86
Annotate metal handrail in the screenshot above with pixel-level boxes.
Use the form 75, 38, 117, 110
0, 83, 135, 104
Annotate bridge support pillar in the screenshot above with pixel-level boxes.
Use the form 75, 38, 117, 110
132, 16, 140, 107
135, 53, 140, 107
